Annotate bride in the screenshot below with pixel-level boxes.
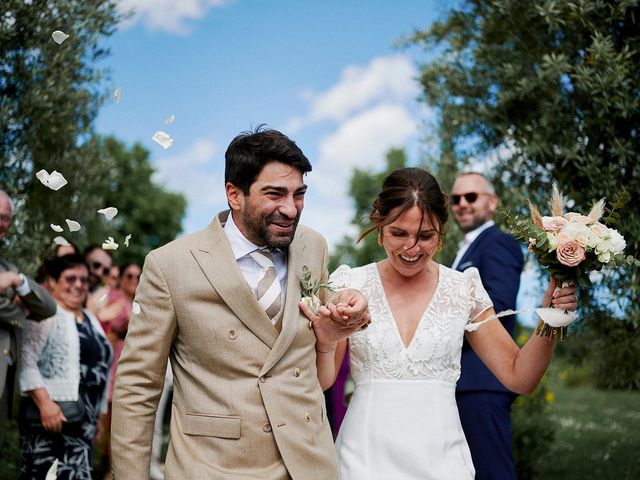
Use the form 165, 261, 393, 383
301, 168, 577, 479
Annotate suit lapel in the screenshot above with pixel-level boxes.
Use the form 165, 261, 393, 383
190, 212, 279, 349
457, 225, 496, 271
261, 228, 307, 375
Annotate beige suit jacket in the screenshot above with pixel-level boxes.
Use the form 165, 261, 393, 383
111, 212, 338, 480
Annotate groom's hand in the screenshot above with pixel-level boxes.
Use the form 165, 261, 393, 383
328, 288, 371, 328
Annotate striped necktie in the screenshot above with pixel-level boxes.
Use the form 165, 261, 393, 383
249, 248, 282, 323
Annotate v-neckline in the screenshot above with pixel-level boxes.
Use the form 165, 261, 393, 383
373, 262, 441, 350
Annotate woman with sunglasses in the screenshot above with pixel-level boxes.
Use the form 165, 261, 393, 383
301, 168, 578, 480
19, 254, 113, 479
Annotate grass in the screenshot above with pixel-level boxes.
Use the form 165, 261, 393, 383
537, 378, 640, 479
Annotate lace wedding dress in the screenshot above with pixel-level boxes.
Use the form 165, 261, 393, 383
331, 263, 492, 480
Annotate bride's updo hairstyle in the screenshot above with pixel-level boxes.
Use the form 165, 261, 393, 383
358, 167, 449, 244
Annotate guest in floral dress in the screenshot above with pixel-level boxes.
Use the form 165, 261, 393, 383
19, 254, 113, 479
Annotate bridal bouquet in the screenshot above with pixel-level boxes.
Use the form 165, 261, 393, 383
507, 186, 639, 340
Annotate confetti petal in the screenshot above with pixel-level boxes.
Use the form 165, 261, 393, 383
132, 301, 141, 315
45, 459, 59, 480
98, 293, 108, 305
36, 169, 67, 190
53, 236, 70, 246
152, 131, 173, 150
50, 224, 63, 232
124, 233, 132, 247
164, 114, 175, 125
97, 207, 118, 220
51, 30, 69, 45
114, 87, 121, 103
102, 236, 119, 250
65, 219, 81, 232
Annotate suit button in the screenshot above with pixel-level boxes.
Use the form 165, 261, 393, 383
259, 376, 266, 383
262, 423, 272, 433
2, 349, 9, 356
293, 368, 300, 377
304, 412, 311, 422
228, 330, 237, 340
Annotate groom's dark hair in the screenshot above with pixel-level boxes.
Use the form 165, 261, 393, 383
225, 124, 312, 194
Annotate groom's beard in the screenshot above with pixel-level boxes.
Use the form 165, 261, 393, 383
242, 210, 300, 249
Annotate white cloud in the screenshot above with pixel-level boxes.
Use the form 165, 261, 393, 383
287, 54, 419, 132
117, 0, 228, 34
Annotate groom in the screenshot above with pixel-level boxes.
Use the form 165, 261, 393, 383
111, 127, 369, 480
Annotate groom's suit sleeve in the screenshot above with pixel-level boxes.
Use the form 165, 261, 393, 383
111, 251, 177, 480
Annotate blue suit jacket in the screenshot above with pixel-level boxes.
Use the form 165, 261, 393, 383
454, 225, 524, 393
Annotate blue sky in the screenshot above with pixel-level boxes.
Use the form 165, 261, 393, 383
95, 0, 453, 249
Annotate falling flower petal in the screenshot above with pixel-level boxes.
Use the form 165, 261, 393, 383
152, 131, 173, 149
51, 30, 69, 44
36, 169, 67, 190
124, 234, 132, 247
114, 87, 121, 103
102, 237, 118, 250
98, 293, 108, 305
132, 301, 141, 315
45, 459, 59, 480
53, 236, 70, 246
65, 219, 81, 232
164, 114, 175, 125
50, 224, 63, 232
97, 207, 118, 220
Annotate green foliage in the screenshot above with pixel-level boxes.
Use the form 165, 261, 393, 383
0, 0, 121, 273
407, 0, 640, 387
300, 265, 334, 298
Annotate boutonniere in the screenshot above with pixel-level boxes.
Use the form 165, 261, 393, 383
300, 265, 334, 314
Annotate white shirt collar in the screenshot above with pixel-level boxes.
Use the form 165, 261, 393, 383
223, 212, 263, 261
463, 220, 495, 245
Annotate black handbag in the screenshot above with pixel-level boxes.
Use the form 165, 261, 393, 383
21, 397, 85, 429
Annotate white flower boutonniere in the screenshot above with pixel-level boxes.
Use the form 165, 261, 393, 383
300, 265, 334, 315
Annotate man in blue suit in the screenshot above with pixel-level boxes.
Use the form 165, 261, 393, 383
451, 172, 524, 480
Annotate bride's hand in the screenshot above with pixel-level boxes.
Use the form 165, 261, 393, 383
542, 277, 578, 310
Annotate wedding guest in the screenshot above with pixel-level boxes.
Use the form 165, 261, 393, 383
84, 245, 113, 293
0, 190, 56, 447
105, 265, 120, 289
19, 254, 112, 479
302, 167, 577, 479
111, 126, 370, 479
451, 172, 524, 480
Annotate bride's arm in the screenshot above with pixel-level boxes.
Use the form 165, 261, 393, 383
465, 277, 577, 395
315, 339, 348, 390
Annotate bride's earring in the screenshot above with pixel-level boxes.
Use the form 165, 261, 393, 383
377, 229, 383, 246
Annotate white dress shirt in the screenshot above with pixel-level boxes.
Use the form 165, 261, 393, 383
223, 212, 287, 299
451, 220, 495, 270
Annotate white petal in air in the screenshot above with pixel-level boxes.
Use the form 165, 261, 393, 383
124, 234, 132, 247
65, 219, 81, 232
36, 169, 68, 190
51, 31, 69, 44
97, 207, 118, 220
50, 224, 63, 232
152, 131, 174, 149
45, 459, 59, 480
114, 87, 121, 103
132, 302, 141, 315
164, 114, 175, 125
53, 236, 70, 246
98, 293, 108, 305
102, 237, 119, 250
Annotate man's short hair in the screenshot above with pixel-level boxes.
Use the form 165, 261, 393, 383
456, 172, 495, 194
224, 125, 312, 195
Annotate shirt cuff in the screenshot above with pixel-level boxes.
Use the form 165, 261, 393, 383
15, 273, 32, 296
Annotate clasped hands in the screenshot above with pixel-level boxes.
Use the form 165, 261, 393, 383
299, 288, 370, 353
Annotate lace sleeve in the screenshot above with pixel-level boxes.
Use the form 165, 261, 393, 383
464, 268, 493, 324
19, 314, 56, 394
329, 264, 353, 291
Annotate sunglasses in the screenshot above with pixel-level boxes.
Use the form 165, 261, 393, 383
62, 275, 90, 286
125, 273, 140, 281
91, 261, 111, 276
450, 192, 492, 205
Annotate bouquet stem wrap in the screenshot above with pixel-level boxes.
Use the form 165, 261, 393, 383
534, 280, 577, 341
